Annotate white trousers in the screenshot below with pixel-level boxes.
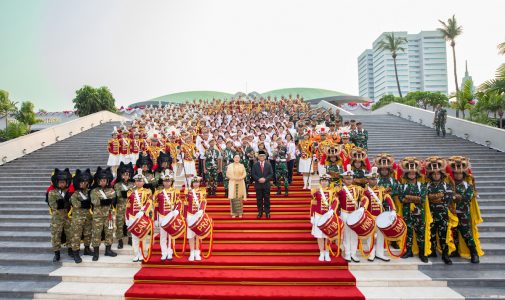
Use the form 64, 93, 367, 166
132, 235, 141, 258
159, 228, 173, 257
368, 227, 385, 259
339, 212, 358, 258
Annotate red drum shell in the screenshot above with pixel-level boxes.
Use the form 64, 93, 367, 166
161, 213, 185, 239
346, 209, 375, 238
188, 211, 213, 239
376, 211, 406, 241
128, 214, 151, 239
317, 211, 343, 241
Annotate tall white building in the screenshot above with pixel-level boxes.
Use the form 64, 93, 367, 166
358, 31, 448, 101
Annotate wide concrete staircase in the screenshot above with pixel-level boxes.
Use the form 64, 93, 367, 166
1, 114, 504, 299
0, 122, 119, 299
360, 114, 505, 300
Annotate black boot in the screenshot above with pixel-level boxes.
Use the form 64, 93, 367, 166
390, 241, 399, 249
224, 191, 228, 198
419, 250, 428, 263
118, 239, 123, 249
53, 251, 60, 262
470, 246, 480, 264
284, 190, 289, 196
401, 249, 413, 259
442, 248, 452, 265
73, 250, 82, 264
276, 188, 281, 195
450, 248, 460, 258
429, 246, 437, 258
128, 237, 132, 246
67, 247, 74, 258
92, 246, 99, 261
105, 245, 118, 257
83, 246, 94, 256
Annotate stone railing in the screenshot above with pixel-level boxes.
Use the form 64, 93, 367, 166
372, 103, 505, 152
0, 111, 128, 165
316, 100, 354, 115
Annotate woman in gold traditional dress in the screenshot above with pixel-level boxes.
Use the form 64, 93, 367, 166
226, 154, 247, 218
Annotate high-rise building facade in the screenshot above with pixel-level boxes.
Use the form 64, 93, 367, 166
358, 31, 448, 101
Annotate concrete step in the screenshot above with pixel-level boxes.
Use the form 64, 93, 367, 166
0, 231, 49, 242
450, 287, 505, 300
0, 280, 59, 300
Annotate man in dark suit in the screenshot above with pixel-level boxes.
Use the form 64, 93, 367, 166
251, 150, 273, 219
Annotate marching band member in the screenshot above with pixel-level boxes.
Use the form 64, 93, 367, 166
126, 170, 154, 262
364, 167, 394, 262
298, 133, 315, 189
310, 174, 338, 262
184, 176, 207, 261
154, 170, 182, 261
336, 164, 369, 262
107, 127, 120, 176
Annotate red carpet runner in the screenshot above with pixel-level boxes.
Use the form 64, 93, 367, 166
125, 175, 364, 299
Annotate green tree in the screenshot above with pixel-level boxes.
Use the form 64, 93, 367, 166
377, 33, 408, 98
450, 79, 473, 119
438, 15, 463, 117
404, 91, 448, 110
0, 120, 28, 140
0, 90, 18, 129
16, 101, 42, 132
72, 85, 117, 117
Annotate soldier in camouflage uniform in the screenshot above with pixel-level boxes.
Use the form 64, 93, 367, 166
154, 152, 172, 184
449, 156, 480, 263
69, 169, 94, 264
222, 140, 236, 197
274, 138, 289, 196
114, 162, 134, 249
137, 155, 157, 192
90, 167, 118, 261
433, 105, 447, 137
48, 168, 73, 262
353, 121, 368, 150
399, 158, 429, 263
425, 156, 453, 264
350, 147, 368, 188
325, 145, 343, 187
204, 139, 221, 196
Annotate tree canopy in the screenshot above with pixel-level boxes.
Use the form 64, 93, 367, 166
72, 85, 117, 117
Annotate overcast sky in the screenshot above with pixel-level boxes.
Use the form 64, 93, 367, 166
1, 0, 504, 111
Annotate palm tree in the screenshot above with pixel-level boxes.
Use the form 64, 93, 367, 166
0, 90, 18, 129
450, 79, 473, 119
438, 15, 463, 117
377, 32, 408, 98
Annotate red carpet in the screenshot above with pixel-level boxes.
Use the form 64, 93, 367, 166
125, 175, 364, 299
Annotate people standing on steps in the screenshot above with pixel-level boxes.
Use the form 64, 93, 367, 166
90, 167, 118, 261
184, 176, 207, 261
203, 138, 222, 196
107, 127, 120, 176
433, 104, 447, 137
399, 157, 430, 263
226, 154, 247, 218
251, 151, 273, 219
126, 169, 153, 262
114, 162, 134, 250
154, 170, 182, 261
273, 137, 289, 196
310, 174, 338, 262
336, 164, 369, 263
47, 168, 73, 262
425, 156, 455, 265
297, 133, 315, 190
69, 169, 94, 264
364, 167, 394, 262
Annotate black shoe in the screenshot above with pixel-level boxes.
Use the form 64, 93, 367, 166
67, 247, 74, 258
401, 249, 413, 259
257, 212, 263, 219
276, 188, 281, 195
450, 250, 460, 258
74, 251, 82, 264
429, 248, 437, 258
128, 237, 132, 246
92, 246, 99, 261
53, 251, 60, 262
470, 247, 480, 264
224, 191, 228, 198
442, 249, 453, 265
266, 213, 271, 219
390, 241, 399, 250
419, 254, 428, 263
118, 239, 123, 249
105, 245, 117, 257
83, 246, 94, 256
284, 191, 288, 196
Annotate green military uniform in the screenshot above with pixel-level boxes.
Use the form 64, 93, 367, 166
48, 189, 72, 256
378, 176, 399, 198
114, 180, 133, 247
353, 129, 368, 150
426, 180, 453, 263
434, 108, 447, 137
352, 168, 367, 188
400, 181, 428, 261
90, 187, 116, 247
222, 147, 236, 196
238, 150, 251, 192
325, 162, 343, 187
204, 147, 221, 195
69, 188, 93, 262
452, 180, 477, 253
274, 145, 289, 195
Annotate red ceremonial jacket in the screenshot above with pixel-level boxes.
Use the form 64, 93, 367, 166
155, 188, 182, 217
336, 184, 369, 213
125, 187, 152, 221
184, 188, 207, 217
364, 186, 394, 217
119, 137, 130, 155
108, 138, 120, 155
310, 188, 338, 216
